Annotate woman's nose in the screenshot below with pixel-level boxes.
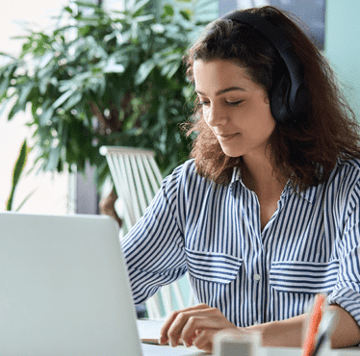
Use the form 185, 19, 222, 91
205, 104, 228, 127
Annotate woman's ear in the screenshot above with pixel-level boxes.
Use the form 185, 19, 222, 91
264, 94, 270, 105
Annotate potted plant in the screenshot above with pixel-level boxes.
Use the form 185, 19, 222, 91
0, 0, 218, 220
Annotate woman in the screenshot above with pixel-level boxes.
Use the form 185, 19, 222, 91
122, 5, 360, 352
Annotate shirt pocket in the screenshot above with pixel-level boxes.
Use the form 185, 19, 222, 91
185, 248, 242, 284
269, 260, 340, 294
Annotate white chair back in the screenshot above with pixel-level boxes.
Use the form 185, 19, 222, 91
100, 146, 193, 319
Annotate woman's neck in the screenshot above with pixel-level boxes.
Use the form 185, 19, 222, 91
241, 152, 288, 231
241, 152, 286, 195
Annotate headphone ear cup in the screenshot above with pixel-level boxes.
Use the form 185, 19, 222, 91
269, 75, 291, 123
293, 84, 312, 115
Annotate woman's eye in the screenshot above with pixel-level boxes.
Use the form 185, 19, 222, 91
226, 100, 243, 107
198, 99, 243, 107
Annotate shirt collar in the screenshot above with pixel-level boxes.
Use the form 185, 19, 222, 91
231, 166, 242, 184
290, 183, 318, 204
230, 166, 318, 204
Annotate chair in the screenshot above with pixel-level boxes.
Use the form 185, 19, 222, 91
100, 146, 193, 319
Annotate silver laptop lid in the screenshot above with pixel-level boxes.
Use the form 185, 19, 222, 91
0, 212, 142, 356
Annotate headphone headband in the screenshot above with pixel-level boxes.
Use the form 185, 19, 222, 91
223, 12, 292, 53
220, 11, 310, 123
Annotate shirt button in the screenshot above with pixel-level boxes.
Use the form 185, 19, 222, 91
254, 273, 261, 281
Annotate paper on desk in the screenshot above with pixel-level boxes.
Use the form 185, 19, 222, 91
137, 319, 165, 344
137, 319, 209, 355
142, 344, 207, 356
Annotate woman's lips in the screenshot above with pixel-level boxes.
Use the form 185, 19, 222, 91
216, 133, 239, 142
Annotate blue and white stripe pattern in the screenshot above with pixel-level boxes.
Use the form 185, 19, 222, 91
122, 157, 360, 328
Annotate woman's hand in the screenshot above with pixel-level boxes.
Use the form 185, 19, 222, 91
158, 303, 237, 352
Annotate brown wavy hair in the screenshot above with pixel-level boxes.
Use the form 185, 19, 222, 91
183, 6, 360, 189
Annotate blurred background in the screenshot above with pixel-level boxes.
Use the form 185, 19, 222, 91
0, 0, 359, 217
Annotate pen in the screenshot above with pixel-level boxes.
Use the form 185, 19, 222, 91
312, 309, 338, 356
312, 332, 326, 356
301, 294, 325, 356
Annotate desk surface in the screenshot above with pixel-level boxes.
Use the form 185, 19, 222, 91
138, 319, 206, 355
138, 320, 360, 356
142, 344, 360, 356
142, 343, 206, 356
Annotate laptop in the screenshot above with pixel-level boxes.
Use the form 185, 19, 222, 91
0, 212, 142, 356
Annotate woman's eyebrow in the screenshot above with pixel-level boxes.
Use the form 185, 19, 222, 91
195, 86, 246, 96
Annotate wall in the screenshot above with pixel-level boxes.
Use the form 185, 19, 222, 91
325, 0, 360, 121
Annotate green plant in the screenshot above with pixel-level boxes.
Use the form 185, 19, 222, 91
6, 140, 36, 211
0, 0, 218, 189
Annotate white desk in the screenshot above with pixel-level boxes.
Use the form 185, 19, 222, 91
142, 344, 360, 356
142, 343, 206, 356
138, 319, 207, 355
138, 319, 360, 356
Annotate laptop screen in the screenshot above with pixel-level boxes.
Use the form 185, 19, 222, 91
0, 212, 142, 356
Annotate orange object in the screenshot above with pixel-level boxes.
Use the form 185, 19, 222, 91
301, 294, 325, 356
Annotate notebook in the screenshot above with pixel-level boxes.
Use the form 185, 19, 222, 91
0, 211, 142, 356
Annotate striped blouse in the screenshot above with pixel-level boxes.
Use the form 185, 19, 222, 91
122, 157, 360, 329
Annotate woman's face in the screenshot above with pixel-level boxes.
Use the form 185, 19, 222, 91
193, 59, 276, 159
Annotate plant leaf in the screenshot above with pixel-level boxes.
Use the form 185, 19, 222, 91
135, 59, 156, 85
62, 92, 83, 111
163, 4, 174, 17
45, 146, 61, 171
52, 89, 75, 109
74, 1, 100, 9
6, 140, 29, 211
39, 105, 55, 126
15, 188, 37, 212
131, 0, 151, 16
18, 82, 34, 110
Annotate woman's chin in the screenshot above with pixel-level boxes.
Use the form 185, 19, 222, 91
220, 147, 243, 158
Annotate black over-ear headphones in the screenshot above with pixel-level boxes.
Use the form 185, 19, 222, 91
221, 11, 311, 123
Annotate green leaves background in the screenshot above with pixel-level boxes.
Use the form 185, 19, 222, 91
0, 0, 218, 188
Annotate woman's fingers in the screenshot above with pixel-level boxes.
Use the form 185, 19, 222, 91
181, 309, 237, 348
193, 329, 218, 352
168, 310, 194, 346
180, 309, 228, 345
159, 303, 237, 351
159, 310, 178, 345
167, 308, 212, 346
159, 304, 210, 345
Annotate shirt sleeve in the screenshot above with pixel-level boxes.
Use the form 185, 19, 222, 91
121, 163, 188, 305
327, 180, 360, 329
